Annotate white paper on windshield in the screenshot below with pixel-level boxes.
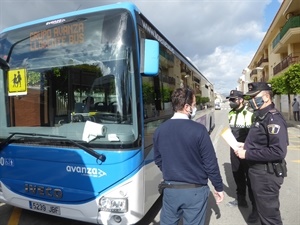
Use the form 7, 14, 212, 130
221, 128, 240, 151
82, 121, 105, 142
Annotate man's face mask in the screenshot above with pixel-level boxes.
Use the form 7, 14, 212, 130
189, 105, 197, 119
249, 96, 264, 110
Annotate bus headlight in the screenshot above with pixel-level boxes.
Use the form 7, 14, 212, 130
99, 197, 128, 213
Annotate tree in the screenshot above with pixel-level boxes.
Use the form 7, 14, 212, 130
196, 96, 201, 105
269, 74, 286, 96
197, 97, 210, 109
200, 97, 210, 104
142, 82, 154, 104
162, 87, 173, 102
270, 63, 300, 119
284, 63, 300, 93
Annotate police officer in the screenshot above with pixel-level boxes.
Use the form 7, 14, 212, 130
235, 82, 288, 225
226, 90, 258, 223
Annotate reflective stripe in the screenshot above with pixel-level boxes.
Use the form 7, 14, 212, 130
229, 108, 253, 128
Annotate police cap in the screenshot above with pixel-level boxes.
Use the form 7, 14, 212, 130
226, 90, 243, 99
244, 82, 272, 96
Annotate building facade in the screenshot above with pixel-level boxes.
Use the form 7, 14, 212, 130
239, 0, 300, 113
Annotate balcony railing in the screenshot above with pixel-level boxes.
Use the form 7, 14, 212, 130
250, 69, 257, 77
272, 15, 300, 49
273, 54, 299, 75
257, 58, 268, 67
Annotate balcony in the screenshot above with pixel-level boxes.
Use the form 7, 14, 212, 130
250, 69, 257, 78
272, 15, 300, 53
273, 54, 299, 75
257, 57, 268, 68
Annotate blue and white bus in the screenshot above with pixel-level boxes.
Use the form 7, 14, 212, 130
0, 2, 215, 224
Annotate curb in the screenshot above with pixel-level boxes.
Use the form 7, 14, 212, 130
286, 121, 300, 129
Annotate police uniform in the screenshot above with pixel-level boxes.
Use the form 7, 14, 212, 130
227, 90, 255, 209
244, 83, 288, 225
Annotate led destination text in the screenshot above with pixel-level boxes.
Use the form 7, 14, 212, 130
30, 22, 85, 51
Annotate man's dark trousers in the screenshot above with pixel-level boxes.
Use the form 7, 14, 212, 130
160, 185, 210, 225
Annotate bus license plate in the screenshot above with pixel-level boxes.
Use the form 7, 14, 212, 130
29, 201, 61, 215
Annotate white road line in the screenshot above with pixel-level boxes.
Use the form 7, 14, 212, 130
212, 124, 225, 150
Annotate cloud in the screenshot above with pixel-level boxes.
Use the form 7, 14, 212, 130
0, 0, 277, 95
193, 46, 254, 95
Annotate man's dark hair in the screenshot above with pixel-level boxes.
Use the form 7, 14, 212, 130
171, 88, 195, 112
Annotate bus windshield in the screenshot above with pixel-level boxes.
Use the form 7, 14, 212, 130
0, 9, 138, 145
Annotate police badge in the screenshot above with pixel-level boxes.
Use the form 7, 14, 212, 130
267, 124, 280, 134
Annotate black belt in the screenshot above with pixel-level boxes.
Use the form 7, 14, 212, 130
162, 183, 205, 189
249, 161, 287, 177
250, 163, 268, 171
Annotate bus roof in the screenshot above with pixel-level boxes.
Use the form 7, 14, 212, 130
138, 13, 213, 87
1, 2, 139, 33
1, 1, 213, 88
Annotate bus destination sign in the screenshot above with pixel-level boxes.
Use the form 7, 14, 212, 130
30, 22, 85, 51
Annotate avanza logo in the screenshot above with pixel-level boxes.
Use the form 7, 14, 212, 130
66, 165, 107, 178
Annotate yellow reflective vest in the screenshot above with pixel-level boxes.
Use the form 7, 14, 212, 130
228, 105, 254, 142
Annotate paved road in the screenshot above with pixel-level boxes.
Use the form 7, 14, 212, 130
1, 108, 299, 225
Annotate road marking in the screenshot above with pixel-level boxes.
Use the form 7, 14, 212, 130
288, 146, 300, 150
291, 160, 300, 163
8, 207, 22, 225
212, 124, 224, 150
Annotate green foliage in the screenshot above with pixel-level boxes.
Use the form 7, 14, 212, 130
162, 87, 173, 102
200, 97, 210, 104
284, 63, 300, 94
269, 74, 286, 95
270, 63, 300, 95
27, 71, 41, 86
243, 95, 251, 101
142, 82, 154, 104
196, 96, 201, 105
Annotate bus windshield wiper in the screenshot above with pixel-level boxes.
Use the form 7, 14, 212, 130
0, 132, 66, 150
66, 139, 106, 163
0, 132, 106, 163
0, 133, 18, 150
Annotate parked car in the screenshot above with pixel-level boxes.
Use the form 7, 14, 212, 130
215, 103, 221, 110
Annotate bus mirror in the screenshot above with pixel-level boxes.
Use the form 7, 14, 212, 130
0, 58, 10, 70
140, 39, 159, 76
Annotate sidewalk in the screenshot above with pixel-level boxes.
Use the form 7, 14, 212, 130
282, 112, 300, 129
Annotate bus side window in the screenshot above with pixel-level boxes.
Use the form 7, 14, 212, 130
75, 103, 84, 113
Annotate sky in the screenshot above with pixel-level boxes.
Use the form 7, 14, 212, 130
0, 0, 282, 96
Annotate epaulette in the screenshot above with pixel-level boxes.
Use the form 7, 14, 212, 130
268, 109, 279, 115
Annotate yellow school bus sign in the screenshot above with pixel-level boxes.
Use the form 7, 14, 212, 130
7, 68, 27, 96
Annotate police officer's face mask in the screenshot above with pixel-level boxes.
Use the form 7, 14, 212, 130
249, 96, 264, 110
229, 98, 239, 109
